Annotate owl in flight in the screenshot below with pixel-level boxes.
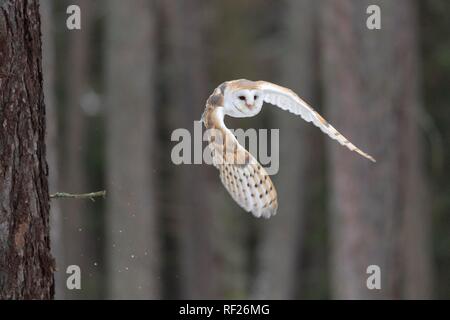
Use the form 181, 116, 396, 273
201, 79, 375, 219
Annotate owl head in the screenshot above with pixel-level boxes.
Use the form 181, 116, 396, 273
223, 80, 264, 118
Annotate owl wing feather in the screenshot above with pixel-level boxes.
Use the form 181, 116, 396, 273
207, 128, 277, 218
258, 81, 376, 162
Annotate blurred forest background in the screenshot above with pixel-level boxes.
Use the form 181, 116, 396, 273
40, 0, 450, 299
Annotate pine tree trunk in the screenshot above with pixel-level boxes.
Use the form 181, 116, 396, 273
164, 0, 219, 299
59, 0, 93, 299
0, 0, 54, 299
252, 0, 317, 299
321, 0, 431, 299
105, 0, 160, 299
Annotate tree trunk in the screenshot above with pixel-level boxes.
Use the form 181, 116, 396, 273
321, 0, 431, 299
163, 0, 219, 299
105, 0, 160, 299
59, 0, 94, 299
397, 6, 433, 297
252, 0, 317, 299
0, 0, 54, 299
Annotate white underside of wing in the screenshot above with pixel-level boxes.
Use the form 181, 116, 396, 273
259, 81, 375, 162
263, 91, 314, 122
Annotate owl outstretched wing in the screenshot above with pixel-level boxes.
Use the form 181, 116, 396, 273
257, 81, 376, 162
205, 125, 278, 219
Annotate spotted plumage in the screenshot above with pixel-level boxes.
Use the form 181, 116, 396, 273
201, 79, 375, 218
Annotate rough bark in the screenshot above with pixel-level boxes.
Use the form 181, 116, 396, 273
105, 0, 160, 299
321, 0, 431, 299
163, 0, 219, 299
0, 0, 54, 299
252, 0, 317, 299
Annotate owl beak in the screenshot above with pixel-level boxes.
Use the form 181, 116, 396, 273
246, 103, 254, 109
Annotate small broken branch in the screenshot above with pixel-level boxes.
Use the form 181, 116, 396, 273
50, 190, 106, 202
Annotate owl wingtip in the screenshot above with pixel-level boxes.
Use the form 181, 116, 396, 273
358, 150, 376, 163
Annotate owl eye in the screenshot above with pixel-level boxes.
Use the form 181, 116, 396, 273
239, 96, 246, 101
254, 95, 258, 100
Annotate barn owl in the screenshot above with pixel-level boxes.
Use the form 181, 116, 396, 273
201, 79, 375, 219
